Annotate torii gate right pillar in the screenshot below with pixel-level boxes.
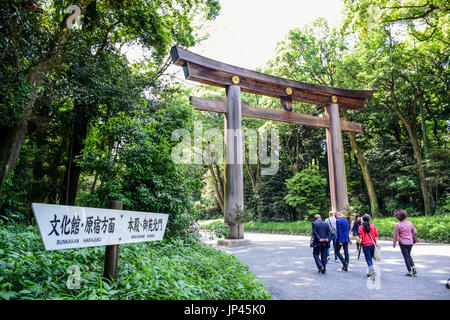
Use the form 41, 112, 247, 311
325, 99, 349, 213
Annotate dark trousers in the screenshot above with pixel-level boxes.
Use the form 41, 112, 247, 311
335, 242, 349, 267
327, 235, 337, 259
400, 243, 415, 271
313, 245, 328, 271
362, 244, 375, 267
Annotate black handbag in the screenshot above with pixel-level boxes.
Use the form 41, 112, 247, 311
310, 234, 315, 248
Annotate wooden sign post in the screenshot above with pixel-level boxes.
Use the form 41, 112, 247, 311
170, 46, 373, 238
103, 200, 122, 281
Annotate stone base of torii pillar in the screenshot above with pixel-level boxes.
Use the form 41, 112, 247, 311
217, 238, 251, 247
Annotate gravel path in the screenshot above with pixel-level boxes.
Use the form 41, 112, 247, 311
202, 232, 450, 300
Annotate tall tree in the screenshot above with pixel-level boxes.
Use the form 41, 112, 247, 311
266, 19, 380, 216
348, 26, 445, 215
343, 0, 449, 44
0, 0, 220, 197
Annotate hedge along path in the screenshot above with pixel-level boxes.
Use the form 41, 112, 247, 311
201, 218, 450, 244
243, 218, 450, 244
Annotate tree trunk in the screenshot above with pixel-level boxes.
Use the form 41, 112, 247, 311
342, 110, 380, 217
297, 207, 304, 220
398, 115, 433, 215
418, 96, 430, 158
244, 147, 261, 193
390, 91, 433, 215
0, 67, 46, 198
284, 134, 299, 175
46, 138, 66, 204
0, 125, 25, 197
290, 206, 298, 221
209, 164, 224, 214
0, 3, 85, 196
60, 102, 88, 205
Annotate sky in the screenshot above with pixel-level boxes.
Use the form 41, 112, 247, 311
123, 0, 345, 81
191, 0, 344, 70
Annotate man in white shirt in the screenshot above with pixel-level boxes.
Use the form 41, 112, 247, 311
325, 211, 338, 263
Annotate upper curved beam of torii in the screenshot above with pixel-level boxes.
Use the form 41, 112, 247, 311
170, 46, 373, 110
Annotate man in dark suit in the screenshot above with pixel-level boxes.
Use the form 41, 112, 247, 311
312, 214, 332, 274
335, 211, 351, 271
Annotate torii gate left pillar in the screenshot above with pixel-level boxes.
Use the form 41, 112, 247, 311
325, 100, 349, 214
224, 85, 244, 239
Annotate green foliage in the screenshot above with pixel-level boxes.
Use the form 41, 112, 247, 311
0, 222, 270, 300
0, 76, 32, 128
79, 96, 202, 239
338, 11, 449, 215
227, 206, 254, 225
436, 194, 450, 216
372, 215, 450, 243
0, 0, 221, 220
255, 165, 292, 222
268, 18, 346, 86
343, 0, 449, 44
245, 220, 312, 235
200, 219, 231, 239
284, 165, 328, 220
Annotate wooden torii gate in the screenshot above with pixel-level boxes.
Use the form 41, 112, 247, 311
170, 46, 373, 239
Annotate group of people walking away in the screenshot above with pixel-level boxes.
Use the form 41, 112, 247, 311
311, 209, 418, 280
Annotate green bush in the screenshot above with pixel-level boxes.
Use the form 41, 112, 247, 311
0, 222, 271, 300
256, 170, 291, 222
284, 165, 328, 220
436, 194, 450, 216
245, 220, 312, 234
200, 219, 230, 239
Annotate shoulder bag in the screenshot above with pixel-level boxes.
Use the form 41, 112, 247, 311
327, 219, 336, 236
310, 234, 315, 248
411, 223, 418, 244
368, 232, 381, 261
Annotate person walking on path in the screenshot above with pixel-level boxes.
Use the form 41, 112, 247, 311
351, 214, 362, 252
358, 214, 379, 280
312, 214, 332, 274
393, 209, 418, 277
335, 211, 350, 272
188, 218, 200, 234
325, 211, 338, 263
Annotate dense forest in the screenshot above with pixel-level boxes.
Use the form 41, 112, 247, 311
1, 0, 449, 231
191, 1, 449, 221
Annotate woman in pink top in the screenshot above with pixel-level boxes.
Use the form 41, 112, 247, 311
393, 209, 418, 276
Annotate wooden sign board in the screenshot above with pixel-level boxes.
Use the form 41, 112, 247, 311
32, 203, 168, 251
